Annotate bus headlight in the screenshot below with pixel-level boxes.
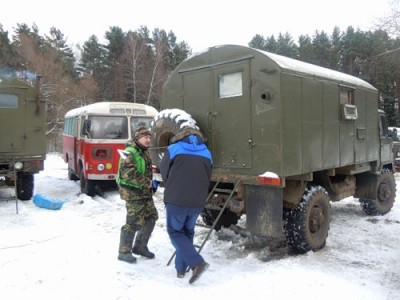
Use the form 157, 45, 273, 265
97, 164, 105, 171
14, 161, 24, 170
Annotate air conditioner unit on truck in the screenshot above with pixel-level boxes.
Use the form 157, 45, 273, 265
150, 45, 396, 254
0, 74, 46, 200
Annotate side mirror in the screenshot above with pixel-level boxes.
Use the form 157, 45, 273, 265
82, 119, 91, 136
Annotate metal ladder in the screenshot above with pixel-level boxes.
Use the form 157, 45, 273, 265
166, 180, 241, 266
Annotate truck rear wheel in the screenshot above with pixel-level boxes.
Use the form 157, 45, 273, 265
284, 185, 331, 253
17, 173, 34, 200
359, 168, 396, 215
201, 208, 240, 230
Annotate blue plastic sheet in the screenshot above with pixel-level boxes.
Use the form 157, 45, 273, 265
32, 194, 66, 210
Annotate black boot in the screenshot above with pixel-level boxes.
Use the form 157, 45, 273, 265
132, 220, 155, 259
118, 229, 137, 263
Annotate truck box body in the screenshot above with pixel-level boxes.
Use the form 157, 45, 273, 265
161, 45, 385, 184
152, 45, 395, 253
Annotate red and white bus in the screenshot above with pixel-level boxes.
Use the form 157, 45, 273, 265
63, 102, 158, 196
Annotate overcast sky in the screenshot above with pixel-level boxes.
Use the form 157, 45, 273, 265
0, 0, 393, 53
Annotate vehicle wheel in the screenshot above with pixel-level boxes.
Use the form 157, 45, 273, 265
149, 108, 200, 166
80, 168, 96, 196
68, 166, 79, 181
284, 185, 331, 253
201, 208, 240, 230
16, 173, 34, 200
359, 168, 396, 215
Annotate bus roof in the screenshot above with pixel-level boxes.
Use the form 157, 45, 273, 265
65, 102, 158, 118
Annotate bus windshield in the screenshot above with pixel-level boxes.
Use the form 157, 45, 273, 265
84, 116, 154, 140
87, 116, 128, 139
130, 117, 153, 135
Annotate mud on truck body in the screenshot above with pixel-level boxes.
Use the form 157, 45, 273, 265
150, 45, 396, 254
0, 75, 46, 200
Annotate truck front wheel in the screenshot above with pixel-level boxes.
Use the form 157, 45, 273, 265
359, 168, 396, 215
17, 173, 34, 200
284, 185, 331, 253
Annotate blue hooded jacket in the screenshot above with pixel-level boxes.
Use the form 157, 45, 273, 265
160, 134, 213, 208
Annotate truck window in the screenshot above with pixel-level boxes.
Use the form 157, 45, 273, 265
219, 72, 243, 98
340, 88, 354, 105
0, 94, 18, 108
379, 114, 388, 136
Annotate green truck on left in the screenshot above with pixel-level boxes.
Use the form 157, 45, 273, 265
0, 75, 46, 200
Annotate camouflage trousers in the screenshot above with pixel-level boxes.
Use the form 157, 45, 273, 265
122, 198, 158, 233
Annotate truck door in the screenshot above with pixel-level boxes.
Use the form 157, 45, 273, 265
0, 87, 24, 152
181, 59, 252, 169
379, 112, 393, 165
211, 60, 252, 169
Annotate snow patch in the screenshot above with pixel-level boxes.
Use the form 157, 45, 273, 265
258, 171, 279, 178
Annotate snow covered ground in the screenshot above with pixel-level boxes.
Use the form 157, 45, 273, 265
1, 153, 399, 300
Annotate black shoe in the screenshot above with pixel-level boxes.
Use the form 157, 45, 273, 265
189, 262, 209, 284
132, 246, 155, 259
118, 252, 137, 263
177, 271, 185, 278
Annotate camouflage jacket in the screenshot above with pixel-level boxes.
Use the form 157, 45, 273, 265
117, 143, 153, 201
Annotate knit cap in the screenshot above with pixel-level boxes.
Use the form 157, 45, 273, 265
134, 126, 152, 140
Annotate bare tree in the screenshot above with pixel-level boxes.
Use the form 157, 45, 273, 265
123, 32, 148, 103
378, 0, 400, 37
14, 32, 97, 151
146, 39, 169, 108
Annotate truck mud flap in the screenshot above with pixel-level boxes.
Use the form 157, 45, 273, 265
354, 173, 378, 199
245, 185, 284, 239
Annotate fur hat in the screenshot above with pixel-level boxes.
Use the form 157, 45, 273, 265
171, 126, 205, 143
134, 126, 152, 140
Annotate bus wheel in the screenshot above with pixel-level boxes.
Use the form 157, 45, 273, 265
80, 169, 96, 196
68, 166, 79, 181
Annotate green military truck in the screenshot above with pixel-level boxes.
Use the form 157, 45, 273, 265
0, 75, 46, 200
150, 45, 396, 253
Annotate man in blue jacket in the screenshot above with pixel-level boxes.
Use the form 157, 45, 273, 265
160, 127, 213, 284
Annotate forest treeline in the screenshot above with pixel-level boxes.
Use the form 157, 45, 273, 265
0, 7, 399, 151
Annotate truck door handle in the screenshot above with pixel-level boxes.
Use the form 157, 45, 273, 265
207, 112, 218, 133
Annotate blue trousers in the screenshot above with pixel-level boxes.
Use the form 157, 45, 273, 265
165, 203, 205, 272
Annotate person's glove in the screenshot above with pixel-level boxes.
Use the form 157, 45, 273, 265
152, 180, 159, 193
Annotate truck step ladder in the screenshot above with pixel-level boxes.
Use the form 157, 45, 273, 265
166, 180, 241, 266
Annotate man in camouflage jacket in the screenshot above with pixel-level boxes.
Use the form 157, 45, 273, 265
116, 126, 158, 263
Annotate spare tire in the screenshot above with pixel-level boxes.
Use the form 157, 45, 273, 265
149, 109, 200, 167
